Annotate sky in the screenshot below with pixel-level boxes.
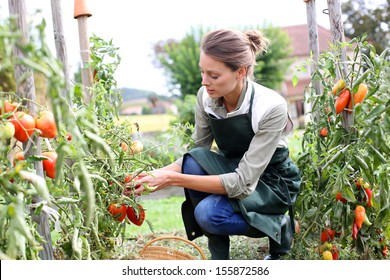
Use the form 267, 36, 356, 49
0, 0, 383, 94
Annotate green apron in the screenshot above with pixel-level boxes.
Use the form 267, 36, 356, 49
181, 86, 301, 244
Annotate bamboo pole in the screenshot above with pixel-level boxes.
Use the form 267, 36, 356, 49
74, 0, 93, 103
51, 0, 72, 104
8, 0, 53, 260
327, 0, 352, 130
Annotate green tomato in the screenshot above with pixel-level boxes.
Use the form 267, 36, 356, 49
0, 121, 15, 139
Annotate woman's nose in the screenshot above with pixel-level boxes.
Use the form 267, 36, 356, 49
202, 77, 210, 86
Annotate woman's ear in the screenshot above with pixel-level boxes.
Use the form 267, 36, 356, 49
236, 67, 247, 80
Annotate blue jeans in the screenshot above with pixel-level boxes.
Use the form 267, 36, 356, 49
182, 155, 250, 235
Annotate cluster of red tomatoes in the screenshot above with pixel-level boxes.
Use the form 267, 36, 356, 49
107, 174, 146, 226
1, 99, 60, 179
107, 203, 145, 226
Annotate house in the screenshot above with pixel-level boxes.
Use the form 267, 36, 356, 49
280, 24, 336, 128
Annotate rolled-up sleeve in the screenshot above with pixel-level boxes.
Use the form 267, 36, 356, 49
175, 88, 213, 168
219, 104, 288, 199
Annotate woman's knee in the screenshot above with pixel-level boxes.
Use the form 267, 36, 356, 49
194, 195, 242, 234
182, 155, 207, 175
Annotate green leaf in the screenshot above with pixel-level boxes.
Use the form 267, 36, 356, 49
292, 75, 299, 88
305, 207, 318, 218
18, 170, 50, 203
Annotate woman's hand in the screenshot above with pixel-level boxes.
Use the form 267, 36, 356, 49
132, 170, 177, 195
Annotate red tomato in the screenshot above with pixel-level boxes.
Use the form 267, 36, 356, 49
66, 132, 72, 141
335, 192, 347, 203
107, 203, 127, 222
331, 245, 339, 260
382, 245, 388, 257
124, 174, 133, 183
319, 128, 328, 137
35, 110, 57, 139
127, 205, 145, 226
335, 89, 351, 114
321, 228, 336, 243
9, 111, 35, 142
42, 151, 57, 179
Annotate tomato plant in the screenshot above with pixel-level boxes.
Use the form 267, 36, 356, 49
1, 18, 192, 260
293, 36, 390, 259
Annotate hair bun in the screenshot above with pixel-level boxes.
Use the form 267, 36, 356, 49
245, 30, 269, 54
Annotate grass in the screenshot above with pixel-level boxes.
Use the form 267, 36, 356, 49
119, 114, 175, 133
126, 196, 186, 236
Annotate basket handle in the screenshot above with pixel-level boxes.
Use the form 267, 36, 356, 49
140, 236, 207, 260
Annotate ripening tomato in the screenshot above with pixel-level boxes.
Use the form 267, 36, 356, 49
35, 110, 57, 139
127, 204, 145, 226
355, 177, 364, 189
9, 111, 35, 142
330, 79, 346, 96
120, 142, 129, 153
0, 100, 18, 115
129, 140, 143, 155
107, 203, 127, 222
0, 121, 15, 140
42, 151, 57, 179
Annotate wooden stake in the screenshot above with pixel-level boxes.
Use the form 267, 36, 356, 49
305, 0, 322, 103
51, 0, 72, 104
8, 0, 53, 260
74, 0, 93, 103
327, 0, 352, 130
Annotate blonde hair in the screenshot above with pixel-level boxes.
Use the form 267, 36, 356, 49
200, 29, 269, 78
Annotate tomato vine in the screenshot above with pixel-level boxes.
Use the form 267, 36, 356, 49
293, 36, 390, 259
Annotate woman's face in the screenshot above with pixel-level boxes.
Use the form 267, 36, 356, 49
199, 51, 244, 99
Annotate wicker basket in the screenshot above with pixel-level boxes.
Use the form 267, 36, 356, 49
138, 236, 207, 260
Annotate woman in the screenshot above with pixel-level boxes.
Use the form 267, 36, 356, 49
133, 28, 301, 260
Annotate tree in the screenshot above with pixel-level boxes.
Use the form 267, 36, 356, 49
342, 0, 390, 54
153, 26, 205, 99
